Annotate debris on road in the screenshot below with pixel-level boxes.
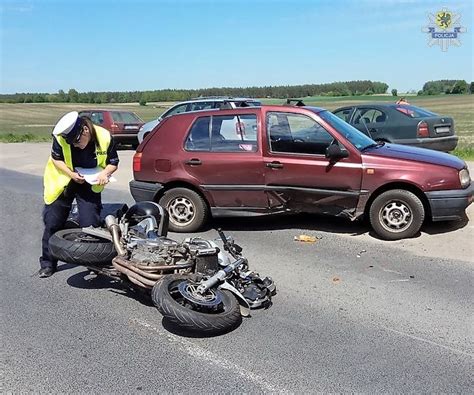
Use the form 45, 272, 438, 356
356, 249, 367, 258
332, 277, 341, 284
294, 234, 321, 243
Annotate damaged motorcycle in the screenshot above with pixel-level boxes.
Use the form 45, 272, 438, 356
49, 201, 276, 335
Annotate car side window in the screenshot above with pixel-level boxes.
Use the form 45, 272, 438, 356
185, 115, 258, 152
354, 108, 386, 124
267, 112, 334, 155
190, 102, 214, 111
90, 112, 104, 125
165, 104, 189, 117
372, 109, 387, 123
210, 115, 258, 152
185, 117, 211, 151
333, 108, 352, 122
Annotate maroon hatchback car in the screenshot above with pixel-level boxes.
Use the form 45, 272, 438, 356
130, 104, 472, 240
79, 109, 144, 146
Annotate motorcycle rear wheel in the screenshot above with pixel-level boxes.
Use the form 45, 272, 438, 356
152, 274, 242, 335
49, 229, 117, 265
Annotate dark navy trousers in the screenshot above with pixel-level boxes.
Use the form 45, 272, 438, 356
39, 182, 102, 269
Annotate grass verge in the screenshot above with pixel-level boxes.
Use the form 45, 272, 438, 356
452, 147, 474, 161
0, 133, 50, 143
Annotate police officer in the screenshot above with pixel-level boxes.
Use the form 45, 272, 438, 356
39, 111, 119, 277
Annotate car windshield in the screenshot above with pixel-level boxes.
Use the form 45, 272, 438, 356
394, 105, 438, 118
317, 110, 376, 151
111, 111, 143, 123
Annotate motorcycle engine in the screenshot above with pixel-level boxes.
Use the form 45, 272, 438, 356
129, 238, 190, 266
127, 237, 220, 274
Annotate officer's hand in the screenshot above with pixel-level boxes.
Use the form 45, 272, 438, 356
71, 172, 85, 184
96, 171, 109, 186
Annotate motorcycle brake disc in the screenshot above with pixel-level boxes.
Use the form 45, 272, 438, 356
177, 281, 223, 308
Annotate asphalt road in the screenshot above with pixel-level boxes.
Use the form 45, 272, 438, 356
1, 144, 473, 393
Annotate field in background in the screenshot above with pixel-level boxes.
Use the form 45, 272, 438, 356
0, 95, 472, 157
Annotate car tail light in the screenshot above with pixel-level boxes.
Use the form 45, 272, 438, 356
417, 121, 429, 137
133, 152, 142, 172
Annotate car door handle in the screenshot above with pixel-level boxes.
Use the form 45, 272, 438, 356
185, 158, 202, 166
369, 128, 378, 133
266, 161, 283, 169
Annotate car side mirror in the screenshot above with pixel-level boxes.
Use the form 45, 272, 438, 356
325, 144, 349, 160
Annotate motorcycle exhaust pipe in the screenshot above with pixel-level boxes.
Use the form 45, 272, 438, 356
105, 215, 127, 256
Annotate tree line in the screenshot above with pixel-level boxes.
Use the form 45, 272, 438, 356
1, 79, 471, 104
419, 80, 473, 95
0, 80, 389, 104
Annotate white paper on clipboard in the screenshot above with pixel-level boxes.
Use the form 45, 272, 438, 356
75, 166, 117, 185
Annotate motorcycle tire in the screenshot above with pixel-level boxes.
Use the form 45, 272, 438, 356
49, 229, 117, 265
152, 274, 242, 335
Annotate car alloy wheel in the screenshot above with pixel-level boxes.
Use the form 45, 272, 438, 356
369, 189, 425, 240
159, 187, 209, 232
379, 200, 413, 233
168, 196, 195, 227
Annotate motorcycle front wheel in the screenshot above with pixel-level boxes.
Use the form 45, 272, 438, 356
49, 229, 117, 265
152, 274, 242, 335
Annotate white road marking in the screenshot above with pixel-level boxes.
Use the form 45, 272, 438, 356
131, 318, 286, 393
382, 269, 404, 275
387, 279, 411, 282
380, 326, 473, 357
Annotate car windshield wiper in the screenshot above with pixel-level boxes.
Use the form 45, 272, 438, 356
361, 141, 385, 151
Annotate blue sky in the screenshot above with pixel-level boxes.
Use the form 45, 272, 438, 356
0, 0, 472, 94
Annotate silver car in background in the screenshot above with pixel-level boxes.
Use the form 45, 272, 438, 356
137, 97, 261, 143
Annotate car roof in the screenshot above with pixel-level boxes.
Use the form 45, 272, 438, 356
79, 109, 137, 113
173, 97, 260, 104
335, 103, 404, 109
169, 104, 327, 117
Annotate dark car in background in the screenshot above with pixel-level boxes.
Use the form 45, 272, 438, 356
79, 109, 144, 146
130, 104, 472, 240
333, 104, 458, 152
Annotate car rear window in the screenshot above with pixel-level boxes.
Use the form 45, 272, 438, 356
395, 105, 437, 118
111, 111, 143, 123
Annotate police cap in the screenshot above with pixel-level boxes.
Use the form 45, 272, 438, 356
52, 111, 82, 144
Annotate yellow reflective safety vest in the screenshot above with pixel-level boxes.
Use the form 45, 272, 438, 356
43, 126, 111, 204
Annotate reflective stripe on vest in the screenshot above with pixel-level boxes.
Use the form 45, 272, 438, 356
43, 126, 111, 204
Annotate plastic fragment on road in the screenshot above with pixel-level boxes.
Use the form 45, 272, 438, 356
294, 234, 320, 243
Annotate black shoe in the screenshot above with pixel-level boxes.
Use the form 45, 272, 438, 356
38, 267, 55, 278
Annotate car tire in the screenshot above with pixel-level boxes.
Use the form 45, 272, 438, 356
369, 189, 425, 240
159, 188, 208, 232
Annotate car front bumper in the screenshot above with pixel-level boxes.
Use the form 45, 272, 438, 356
426, 183, 473, 221
129, 180, 164, 202
396, 136, 458, 152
